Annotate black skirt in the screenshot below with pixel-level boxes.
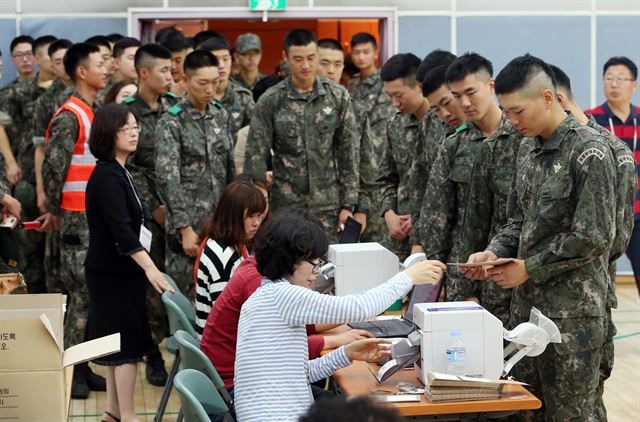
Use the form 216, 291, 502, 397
85, 268, 153, 365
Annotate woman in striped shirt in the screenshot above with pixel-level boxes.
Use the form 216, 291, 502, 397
234, 209, 446, 421
194, 179, 268, 338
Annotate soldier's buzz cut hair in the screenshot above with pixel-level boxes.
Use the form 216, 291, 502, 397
106, 33, 125, 43
380, 53, 421, 87
445, 52, 493, 84
134, 43, 172, 73
112, 37, 142, 59
183, 50, 219, 76
161, 34, 187, 53
317, 38, 343, 53
548, 64, 573, 100
198, 36, 231, 53
284, 29, 317, 54
48, 39, 73, 58
33, 35, 57, 54
10, 35, 34, 53
416, 49, 456, 85
64, 42, 100, 83
422, 64, 449, 97
194, 30, 224, 49
350, 32, 377, 49
603, 56, 637, 80
84, 35, 111, 51
494, 54, 557, 98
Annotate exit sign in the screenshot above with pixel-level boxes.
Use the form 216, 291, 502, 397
249, 0, 286, 11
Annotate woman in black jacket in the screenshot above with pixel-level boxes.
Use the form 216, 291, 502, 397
85, 103, 173, 422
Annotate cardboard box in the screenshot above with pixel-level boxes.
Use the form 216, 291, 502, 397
0, 294, 120, 422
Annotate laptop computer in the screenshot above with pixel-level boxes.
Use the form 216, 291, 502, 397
348, 280, 443, 338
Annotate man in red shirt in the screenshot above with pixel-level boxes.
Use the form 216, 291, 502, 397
200, 256, 372, 393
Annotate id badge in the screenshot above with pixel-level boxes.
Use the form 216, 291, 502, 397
140, 225, 152, 252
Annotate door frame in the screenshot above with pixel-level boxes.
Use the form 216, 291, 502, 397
128, 7, 397, 61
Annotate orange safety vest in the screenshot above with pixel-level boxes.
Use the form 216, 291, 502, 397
45, 96, 96, 212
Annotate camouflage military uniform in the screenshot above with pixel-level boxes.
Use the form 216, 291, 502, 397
466, 118, 523, 325
348, 70, 395, 245
32, 79, 73, 294
487, 115, 616, 421
377, 109, 435, 259
412, 113, 455, 248
155, 98, 235, 298
4, 75, 48, 292
219, 80, 255, 143
586, 114, 636, 422
42, 91, 96, 348
123, 91, 178, 345
243, 76, 359, 243
231, 72, 266, 92
421, 120, 490, 300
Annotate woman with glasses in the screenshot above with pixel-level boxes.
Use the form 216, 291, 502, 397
233, 208, 446, 422
84, 104, 173, 422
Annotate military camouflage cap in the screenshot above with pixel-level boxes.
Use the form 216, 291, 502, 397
236, 33, 262, 54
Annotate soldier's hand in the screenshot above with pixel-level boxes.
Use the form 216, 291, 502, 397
411, 244, 424, 254
151, 205, 166, 228
399, 214, 412, 236
181, 226, 200, 257
146, 267, 175, 294
7, 163, 22, 186
353, 212, 367, 234
337, 209, 353, 232
384, 210, 407, 241
1, 194, 21, 219
461, 251, 498, 280
35, 213, 58, 232
486, 259, 528, 289
404, 260, 446, 285
265, 171, 273, 185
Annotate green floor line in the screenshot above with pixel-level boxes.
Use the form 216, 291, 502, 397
70, 411, 179, 418
613, 331, 640, 340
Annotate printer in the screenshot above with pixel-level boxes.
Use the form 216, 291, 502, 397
315, 242, 399, 296
377, 302, 561, 384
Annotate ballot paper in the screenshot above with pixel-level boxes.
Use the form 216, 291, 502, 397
446, 258, 514, 267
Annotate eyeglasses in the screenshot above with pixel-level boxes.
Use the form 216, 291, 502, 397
604, 76, 635, 85
120, 126, 140, 135
305, 258, 325, 273
12, 52, 33, 60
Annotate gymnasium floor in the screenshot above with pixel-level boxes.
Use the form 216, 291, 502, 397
69, 283, 640, 421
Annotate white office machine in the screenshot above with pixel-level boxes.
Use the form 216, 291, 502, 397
376, 302, 561, 384
315, 242, 400, 296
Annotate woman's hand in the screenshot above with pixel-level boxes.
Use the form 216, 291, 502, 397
403, 260, 446, 285
323, 329, 373, 350
145, 267, 175, 294
344, 338, 391, 362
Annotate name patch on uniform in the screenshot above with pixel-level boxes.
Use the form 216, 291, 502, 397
618, 155, 635, 167
577, 148, 605, 165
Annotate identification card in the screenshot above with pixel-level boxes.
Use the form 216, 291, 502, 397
140, 225, 152, 252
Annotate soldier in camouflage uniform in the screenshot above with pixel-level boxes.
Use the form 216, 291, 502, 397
42, 43, 108, 398
123, 44, 177, 386
551, 64, 636, 422
375, 54, 432, 259
231, 33, 266, 92
0, 152, 22, 271
348, 32, 395, 247
3, 36, 58, 293
466, 55, 619, 421
421, 54, 520, 325
155, 50, 235, 300
243, 30, 359, 243
199, 36, 255, 142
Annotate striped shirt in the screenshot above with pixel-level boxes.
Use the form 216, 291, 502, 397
194, 238, 243, 338
234, 272, 412, 421
585, 102, 640, 213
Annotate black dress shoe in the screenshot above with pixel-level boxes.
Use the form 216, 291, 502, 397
146, 346, 168, 386
71, 367, 90, 399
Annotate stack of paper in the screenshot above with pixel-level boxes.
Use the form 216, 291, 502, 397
426, 372, 526, 403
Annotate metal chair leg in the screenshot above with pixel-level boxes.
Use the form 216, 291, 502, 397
154, 353, 181, 422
